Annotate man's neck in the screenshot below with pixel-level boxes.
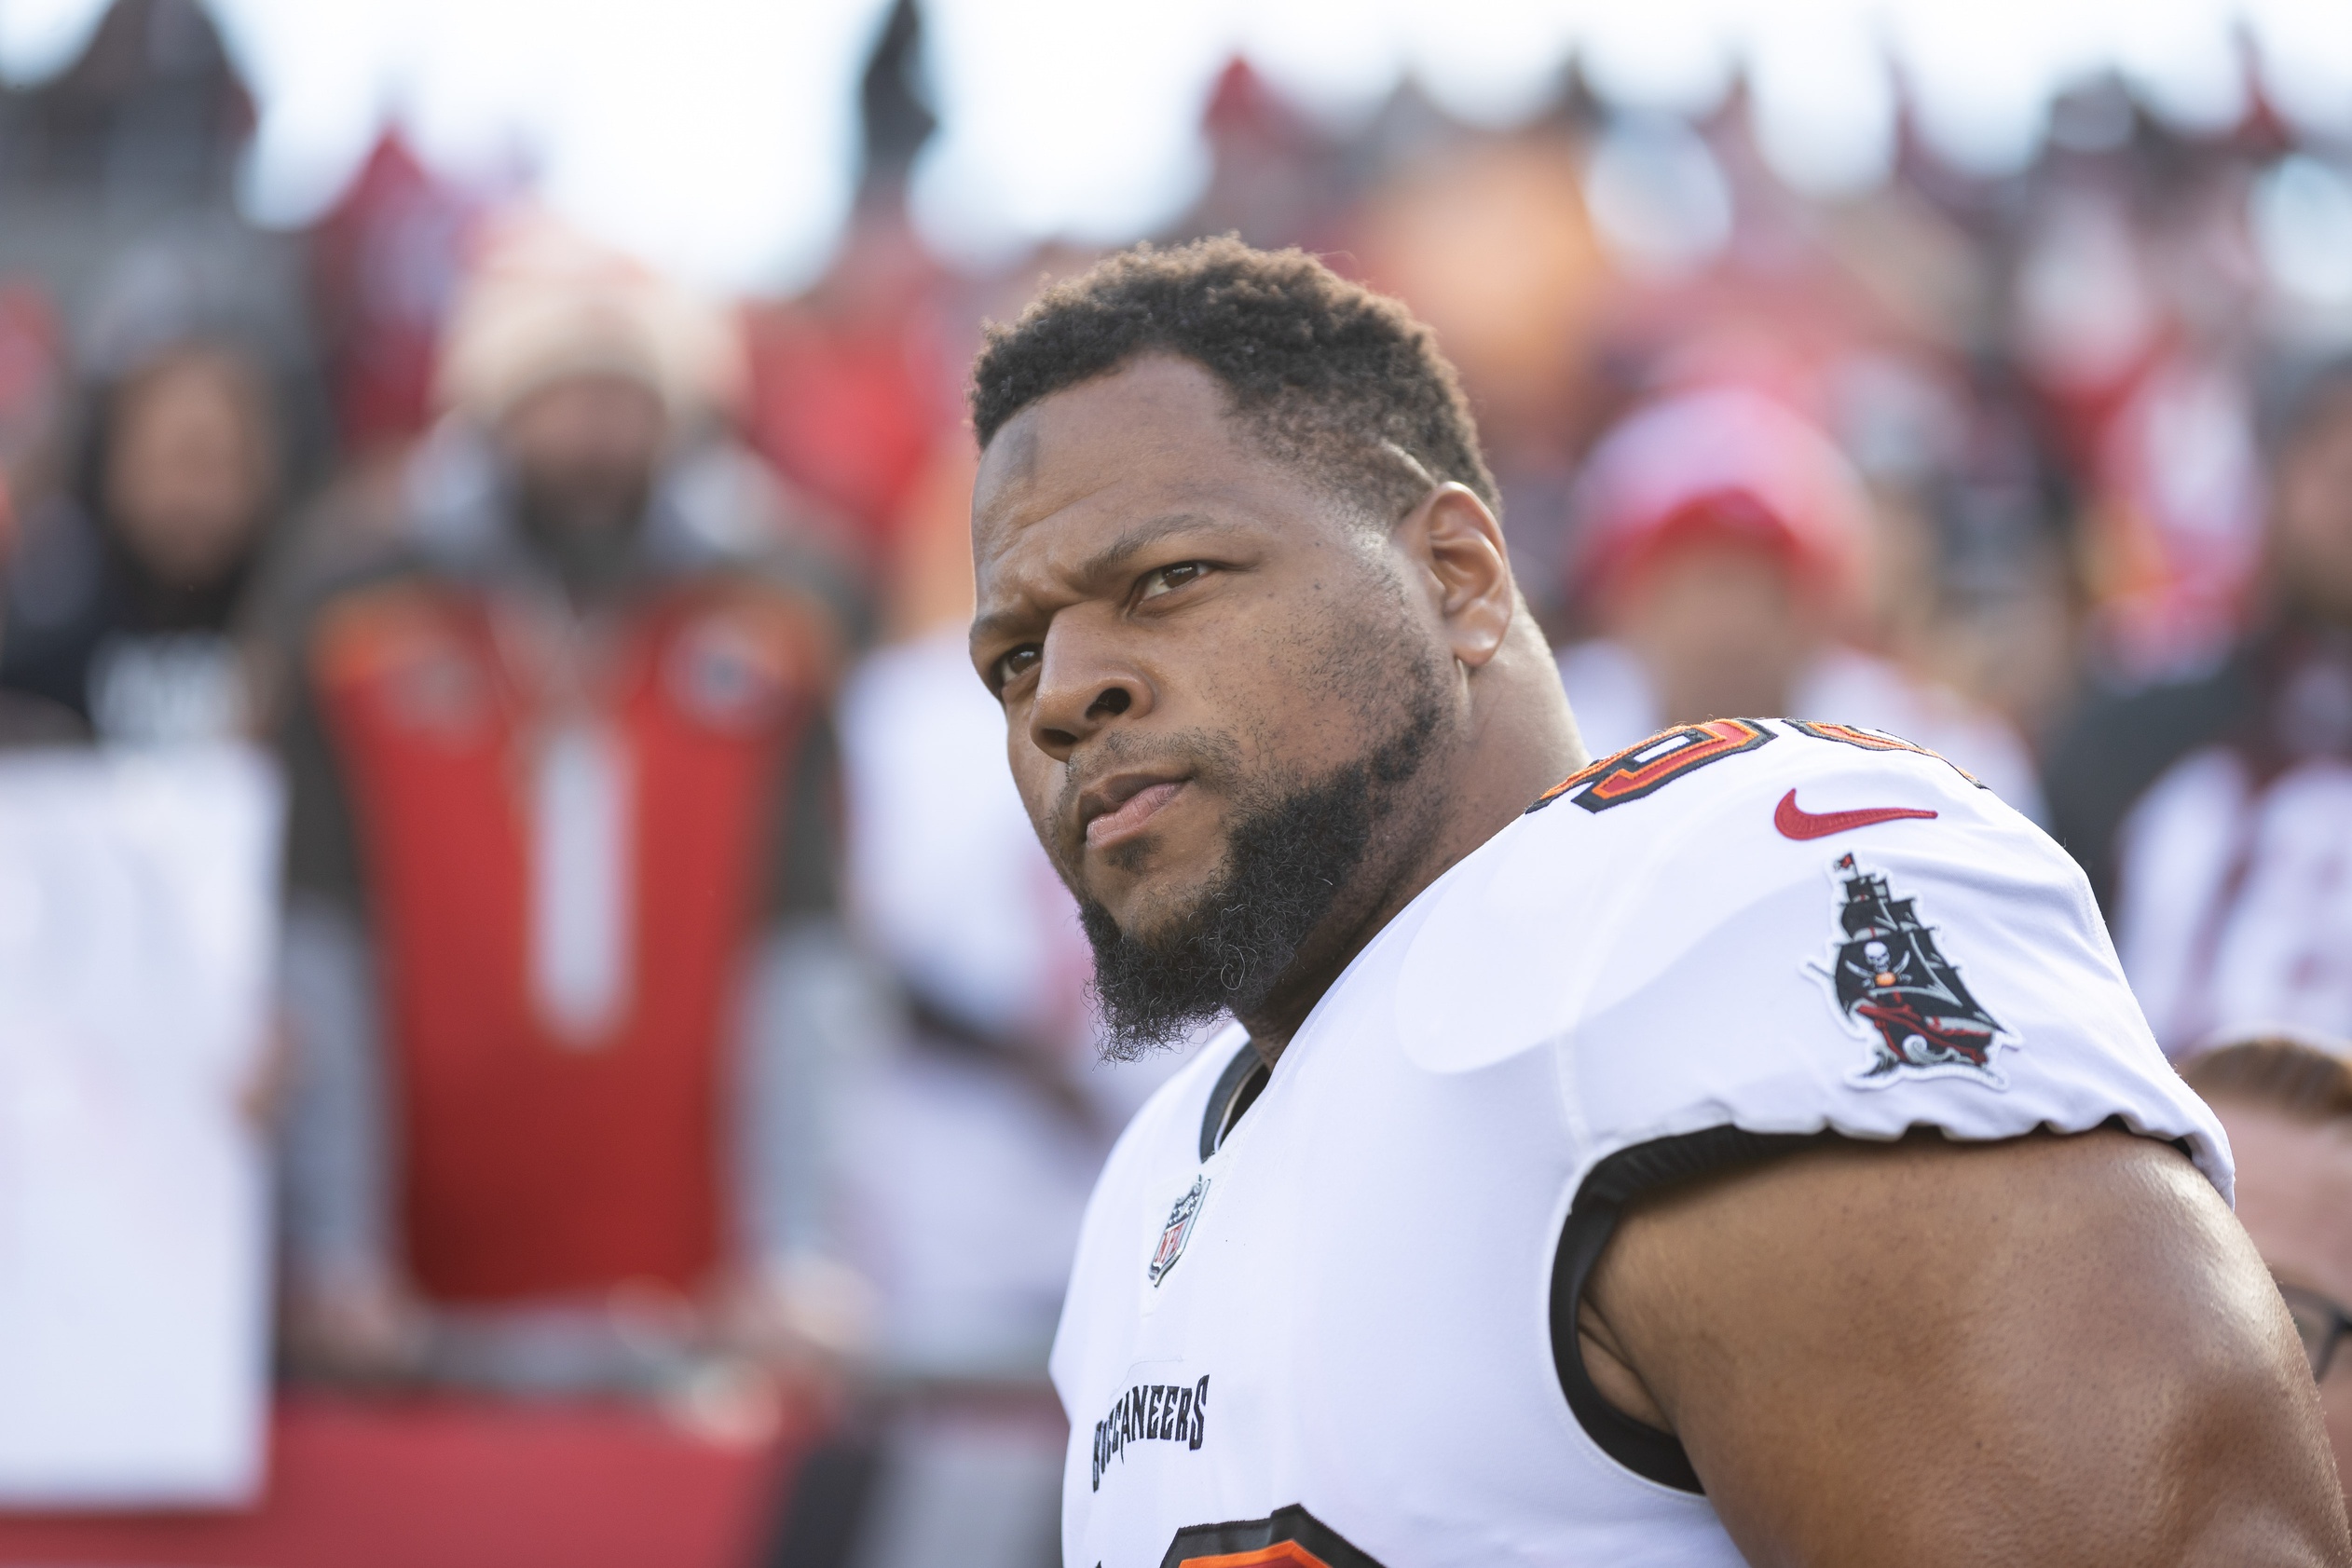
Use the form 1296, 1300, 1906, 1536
1237, 828, 1460, 1065
1240, 641, 1586, 1062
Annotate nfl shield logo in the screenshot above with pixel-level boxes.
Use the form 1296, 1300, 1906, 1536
1148, 1176, 1210, 1287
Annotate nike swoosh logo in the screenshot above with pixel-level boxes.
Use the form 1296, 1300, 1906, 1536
1774, 788, 1939, 840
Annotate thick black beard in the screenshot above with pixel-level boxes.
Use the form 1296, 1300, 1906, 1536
1076, 676, 1447, 1061
514, 469, 651, 601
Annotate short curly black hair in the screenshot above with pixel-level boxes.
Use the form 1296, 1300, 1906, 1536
969, 237, 1497, 526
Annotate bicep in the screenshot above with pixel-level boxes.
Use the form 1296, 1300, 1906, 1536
1584, 1129, 2347, 1568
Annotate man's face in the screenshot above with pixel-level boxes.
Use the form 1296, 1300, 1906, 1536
2214, 1097, 2352, 1499
497, 374, 667, 538
970, 356, 1454, 1053
2274, 393, 2352, 625
1609, 536, 1814, 727
106, 350, 274, 590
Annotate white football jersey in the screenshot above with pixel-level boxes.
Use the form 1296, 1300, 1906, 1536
1050, 718, 2230, 1568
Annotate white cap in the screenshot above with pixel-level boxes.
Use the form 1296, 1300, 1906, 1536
433, 208, 745, 428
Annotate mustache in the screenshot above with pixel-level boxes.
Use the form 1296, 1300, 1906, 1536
1046, 728, 1247, 860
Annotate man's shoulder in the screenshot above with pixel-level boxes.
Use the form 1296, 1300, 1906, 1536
1516, 716, 2038, 866
1388, 716, 2228, 1200
1382, 718, 2074, 1077
264, 495, 445, 658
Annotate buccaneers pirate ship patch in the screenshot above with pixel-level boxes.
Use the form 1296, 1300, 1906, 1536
1148, 1176, 1209, 1287
1812, 853, 2015, 1089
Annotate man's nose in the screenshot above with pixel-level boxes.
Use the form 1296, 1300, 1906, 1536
1027, 616, 1151, 764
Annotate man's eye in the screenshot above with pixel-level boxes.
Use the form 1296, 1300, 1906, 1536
1139, 562, 1208, 600
994, 646, 1041, 689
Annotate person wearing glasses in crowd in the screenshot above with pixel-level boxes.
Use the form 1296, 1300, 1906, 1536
2184, 1034, 2352, 1498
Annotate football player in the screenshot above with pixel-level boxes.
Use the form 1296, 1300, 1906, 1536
964, 239, 2345, 1567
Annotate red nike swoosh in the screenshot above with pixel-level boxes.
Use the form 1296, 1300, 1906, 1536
1774, 789, 1939, 840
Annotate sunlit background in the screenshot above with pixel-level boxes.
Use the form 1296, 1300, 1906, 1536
0, 0, 2347, 287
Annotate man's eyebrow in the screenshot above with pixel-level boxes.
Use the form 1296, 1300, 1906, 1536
1073, 511, 1234, 582
970, 511, 1239, 651
969, 604, 1029, 652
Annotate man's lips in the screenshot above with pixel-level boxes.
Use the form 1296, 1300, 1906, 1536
1081, 776, 1187, 850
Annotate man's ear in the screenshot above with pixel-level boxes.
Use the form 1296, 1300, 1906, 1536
1399, 483, 1515, 669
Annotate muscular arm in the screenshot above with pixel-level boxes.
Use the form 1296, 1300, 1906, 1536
1578, 1129, 2348, 1566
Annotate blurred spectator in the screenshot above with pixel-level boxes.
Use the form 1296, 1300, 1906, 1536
2181, 1034, 2352, 1499
0, 282, 86, 746
0, 283, 65, 505
308, 134, 488, 468
1827, 354, 2090, 750
1188, 60, 1354, 257
2047, 356, 2352, 1053
2009, 169, 2268, 684
1353, 135, 1611, 623
743, 201, 957, 581
1554, 386, 2047, 819
791, 474, 1184, 1568
0, 0, 249, 212
269, 213, 877, 1403
742, 1, 958, 585
841, 633, 1107, 1370
0, 335, 283, 742
0, 576, 74, 751
0, 580, 89, 747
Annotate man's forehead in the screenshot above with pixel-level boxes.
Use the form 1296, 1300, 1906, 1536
978, 359, 1235, 511
972, 358, 1260, 565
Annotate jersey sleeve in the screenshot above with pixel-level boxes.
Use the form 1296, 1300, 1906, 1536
1394, 737, 2232, 1202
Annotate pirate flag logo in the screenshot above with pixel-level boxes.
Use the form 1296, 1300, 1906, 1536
1813, 853, 2015, 1089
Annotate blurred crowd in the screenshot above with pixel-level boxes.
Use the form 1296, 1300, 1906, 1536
7, 0, 2352, 1559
